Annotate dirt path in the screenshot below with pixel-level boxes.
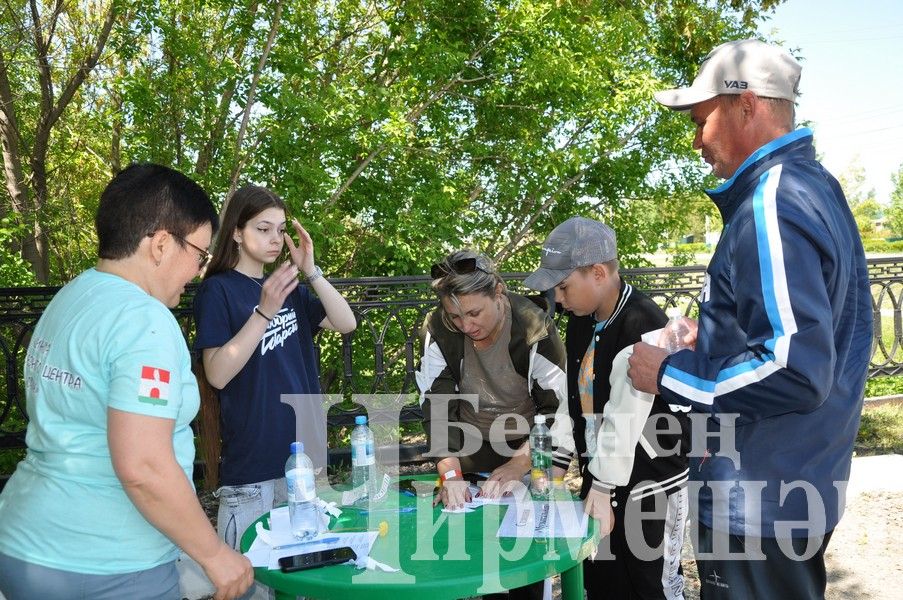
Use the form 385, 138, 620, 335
824, 490, 903, 599
677, 490, 903, 600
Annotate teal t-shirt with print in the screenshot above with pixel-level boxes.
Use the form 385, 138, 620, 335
0, 268, 199, 574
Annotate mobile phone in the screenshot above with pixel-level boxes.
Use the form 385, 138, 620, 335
278, 547, 357, 572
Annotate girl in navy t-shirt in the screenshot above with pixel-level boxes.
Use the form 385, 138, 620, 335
193, 185, 356, 555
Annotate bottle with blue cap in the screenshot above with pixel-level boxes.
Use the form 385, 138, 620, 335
285, 441, 321, 540
350, 415, 376, 504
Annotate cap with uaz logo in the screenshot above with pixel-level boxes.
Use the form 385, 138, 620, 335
654, 38, 802, 112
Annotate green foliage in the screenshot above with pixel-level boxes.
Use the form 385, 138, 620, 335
886, 163, 903, 237
0, 218, 37, 287
0, 449, 26, 478
859, 380, 903, 455
668, 245, 699, 267
861, 238, 903, 254
852, 199, 882, 237
864, 376, 903, 398
838, 159, 877, 207
838, 159, 882, 238
0, 0, 781, 283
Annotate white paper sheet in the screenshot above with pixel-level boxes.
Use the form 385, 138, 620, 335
469, 484, 530, 506
440, 484, 531, 513
496, 500, 589, 538
243, 507, 380, 570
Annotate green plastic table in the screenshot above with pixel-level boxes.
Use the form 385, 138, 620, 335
240, 475, 599, 600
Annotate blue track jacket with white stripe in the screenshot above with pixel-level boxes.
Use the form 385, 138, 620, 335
657, 128, 872, 538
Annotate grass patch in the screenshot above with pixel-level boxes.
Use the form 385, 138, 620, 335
856, 402, 903, 455
865, 375, 903, 397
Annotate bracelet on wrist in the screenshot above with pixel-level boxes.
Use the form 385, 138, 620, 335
440, 468, 460, 483
305, 264, 323, 283
254, 307, 272, 322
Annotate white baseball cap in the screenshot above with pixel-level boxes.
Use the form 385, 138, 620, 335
654, 39, 802, 111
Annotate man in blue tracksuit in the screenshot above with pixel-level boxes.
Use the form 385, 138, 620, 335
628, 39, 872, 599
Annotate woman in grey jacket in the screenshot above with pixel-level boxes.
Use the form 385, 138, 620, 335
415, 250, 572, 505
415, 249, 571, 599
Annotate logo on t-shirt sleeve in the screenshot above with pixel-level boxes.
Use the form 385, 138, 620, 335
138, 366, 170, 406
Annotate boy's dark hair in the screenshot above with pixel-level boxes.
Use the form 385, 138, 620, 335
95, 163, 218, 259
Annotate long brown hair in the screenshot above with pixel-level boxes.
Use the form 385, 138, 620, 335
197, 184, 288, 490
204, 184, 288, 278
194, 359, 222, 490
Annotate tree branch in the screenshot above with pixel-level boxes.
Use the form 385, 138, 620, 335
223, 0, 285, 212
45, 1, 117, 131
195, 1, 260, 176
325, 33, 502, 209
29, 0, 57, 116
493, 120, 648, 263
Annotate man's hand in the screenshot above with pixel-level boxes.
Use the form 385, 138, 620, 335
584, 487, 615, 537
657, 316, 698, 350
627, 342, 668, 394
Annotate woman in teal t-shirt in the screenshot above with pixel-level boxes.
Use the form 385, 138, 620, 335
0, 164, 253, 600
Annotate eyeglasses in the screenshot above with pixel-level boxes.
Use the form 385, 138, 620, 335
171, 233, 212, 269
430, 257, 486, 279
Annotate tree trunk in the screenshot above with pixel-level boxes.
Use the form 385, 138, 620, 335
27, 129, 52, 282
18, 0, 118, 282
0, 51, 28, 225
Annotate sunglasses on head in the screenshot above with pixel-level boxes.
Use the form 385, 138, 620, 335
430, 257, 483, 279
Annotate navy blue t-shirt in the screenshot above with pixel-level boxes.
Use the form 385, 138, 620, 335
194, 270, 328, 485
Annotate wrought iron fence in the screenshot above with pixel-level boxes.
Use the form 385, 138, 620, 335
0, 259, 898, 465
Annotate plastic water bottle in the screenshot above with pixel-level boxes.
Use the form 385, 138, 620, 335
663, 307, 691, 354
351, 415, 376, 504
530, 414, 552, 500
285, 441, 320, 540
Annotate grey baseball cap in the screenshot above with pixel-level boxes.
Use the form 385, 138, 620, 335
523, 216, 617, 291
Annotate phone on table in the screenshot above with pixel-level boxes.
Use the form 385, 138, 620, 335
278, 547, 357, 573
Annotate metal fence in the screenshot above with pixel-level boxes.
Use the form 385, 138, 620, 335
1, 258, 899, 461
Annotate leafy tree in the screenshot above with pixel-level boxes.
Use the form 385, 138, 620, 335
886, 163, 903, 237
0, 0, 117, 283
838, 159, 880, 237
0, 0, 785, 284
852, 199, 882, 237
838, 159, 876, 206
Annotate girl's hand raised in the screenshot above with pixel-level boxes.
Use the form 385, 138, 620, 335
285, 218, 316, 277
257, 262, 299, 319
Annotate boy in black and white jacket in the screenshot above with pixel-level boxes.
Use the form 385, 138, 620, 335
525, 216, 690, 600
